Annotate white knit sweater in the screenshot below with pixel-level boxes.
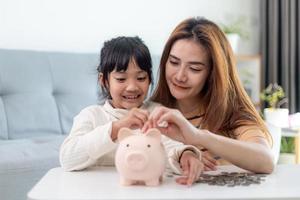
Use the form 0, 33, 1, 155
59, 100, 201, 174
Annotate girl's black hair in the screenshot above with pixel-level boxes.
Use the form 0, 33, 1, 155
97, 36, 152, 97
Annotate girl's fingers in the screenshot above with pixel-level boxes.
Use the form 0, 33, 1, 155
133, 110, 149, 123
151, 117, 156, 129
130, 117, 144, 129
141, 121, 150, 133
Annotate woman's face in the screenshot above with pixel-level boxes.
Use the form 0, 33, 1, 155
165, 39, 210, 104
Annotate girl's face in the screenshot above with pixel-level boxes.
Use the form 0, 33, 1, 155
106, 59, 150, 109
165, 39, 210, 104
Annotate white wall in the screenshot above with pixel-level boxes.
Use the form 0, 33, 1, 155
0, 0, 261, 55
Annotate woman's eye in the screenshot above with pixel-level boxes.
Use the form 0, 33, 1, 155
190, 67, 202, 72
169, 60, 179, 66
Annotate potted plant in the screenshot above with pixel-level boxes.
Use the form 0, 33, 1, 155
260, 83, 289, 128
220, 16, 249, 54
278, 137, 296, 164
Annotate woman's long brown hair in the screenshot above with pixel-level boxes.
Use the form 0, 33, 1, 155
152, 17, 271, 143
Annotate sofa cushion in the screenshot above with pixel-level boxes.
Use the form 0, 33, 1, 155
0, 97, 8, 139
0, 135, 66, 171
0, 135, 66, 200
48, 52, 101, 134
0, 49, 99, 139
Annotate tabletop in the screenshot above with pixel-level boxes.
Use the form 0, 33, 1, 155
27, 164, 300, 200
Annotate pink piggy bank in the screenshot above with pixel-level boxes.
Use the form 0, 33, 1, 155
115, 127, 166, 186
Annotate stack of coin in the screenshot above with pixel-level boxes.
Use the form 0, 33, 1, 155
196, 172, 266, 187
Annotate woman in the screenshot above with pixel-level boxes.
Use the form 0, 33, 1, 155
143, 17, 274, 182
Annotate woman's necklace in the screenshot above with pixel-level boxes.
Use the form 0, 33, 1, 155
182, 107, 204, 129
187, 114, 203, 129
186, 113, 205, 121
176, 102, 204, 128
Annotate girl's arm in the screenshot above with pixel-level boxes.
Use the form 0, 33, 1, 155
60, 107, 150, 171
59, 107, 117, 171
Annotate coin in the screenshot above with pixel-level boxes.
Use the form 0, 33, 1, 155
197, 172, 267, 187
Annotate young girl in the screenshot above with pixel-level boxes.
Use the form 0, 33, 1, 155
143, 17, 274, 178
59, 36, 203, 185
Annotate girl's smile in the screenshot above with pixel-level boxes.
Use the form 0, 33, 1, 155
105, 58, 150, 109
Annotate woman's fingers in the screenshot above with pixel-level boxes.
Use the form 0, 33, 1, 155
142, 107, 171, 132
187, 163, 197, 186
177, 151, 204, 186
196, 162, 203, 180
148, 107, 167, 124
202, 158, 217, 171
202, 152, 218, 171
175, 164, 202, 186
187, 158, 204, 185
175, 176, 189, 185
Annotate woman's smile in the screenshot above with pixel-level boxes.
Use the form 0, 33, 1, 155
171, 81, 189, 90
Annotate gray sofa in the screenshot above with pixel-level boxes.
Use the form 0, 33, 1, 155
0, 48, 160, 200
0, 49, 100, 200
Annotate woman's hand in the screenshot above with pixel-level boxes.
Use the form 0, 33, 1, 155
201, 151, 218, 171
176, 150, 204, 186
112, 108, 149, 140
142, 106, 199, 145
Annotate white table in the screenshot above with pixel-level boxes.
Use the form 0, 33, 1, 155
28, 165, 300, 200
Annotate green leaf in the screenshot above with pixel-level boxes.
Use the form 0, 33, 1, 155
280, 137, 295, 153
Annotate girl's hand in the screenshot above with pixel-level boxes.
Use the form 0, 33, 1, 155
142, 106, 199, 145
112, 108, 149, 140
176, 150, 204, 186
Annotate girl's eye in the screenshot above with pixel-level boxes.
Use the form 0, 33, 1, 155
115, 78, 126, 82
137, 76, 147, 81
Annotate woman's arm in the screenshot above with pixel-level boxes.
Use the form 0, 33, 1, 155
195, 129, 274, 173
145, 106, 274, 174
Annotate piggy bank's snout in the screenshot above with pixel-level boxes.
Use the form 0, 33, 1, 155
125, 152, 148, 171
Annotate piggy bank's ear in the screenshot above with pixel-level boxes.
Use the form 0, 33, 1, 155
145, 128, 161, 141
118, 127, 133, 141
